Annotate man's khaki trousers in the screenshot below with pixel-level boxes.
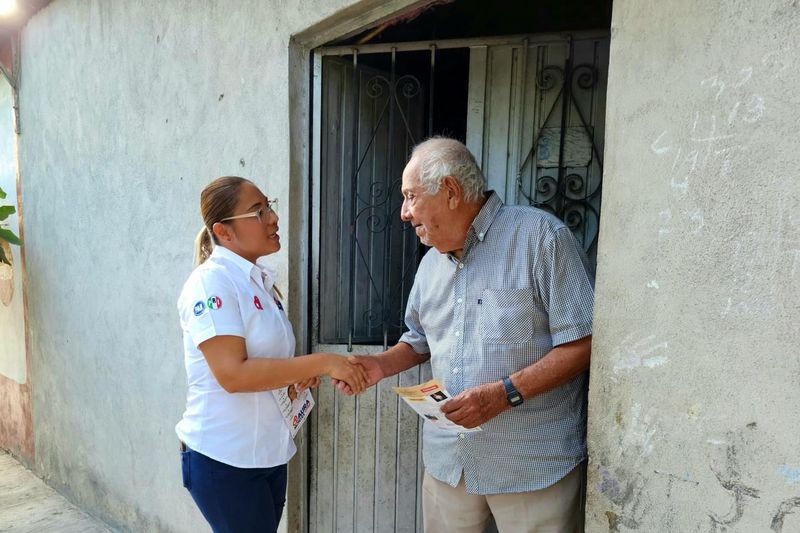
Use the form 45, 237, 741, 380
422, 464, 584, 533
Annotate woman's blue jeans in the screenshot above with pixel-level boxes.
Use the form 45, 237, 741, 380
181, 446, 287, 533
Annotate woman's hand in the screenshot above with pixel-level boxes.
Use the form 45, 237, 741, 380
333, 355, 385, 396
324, 355, 368, 394
294, 376, 321, 394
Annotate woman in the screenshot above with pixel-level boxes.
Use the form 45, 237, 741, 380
176, 176, 366, 532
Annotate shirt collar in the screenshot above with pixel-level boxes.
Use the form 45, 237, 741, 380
445, 191, 503, 263
210, 246, 264, 286
255, 258, 278, 293
470, 191, 503, 243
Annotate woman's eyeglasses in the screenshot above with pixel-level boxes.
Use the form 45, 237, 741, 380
220, 198, 278, 225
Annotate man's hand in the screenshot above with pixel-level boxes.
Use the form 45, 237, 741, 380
333, 355, 385, 396
440, 381, 509, 429
325, 356, 369, 394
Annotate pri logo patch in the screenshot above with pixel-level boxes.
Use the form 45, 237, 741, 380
207, 295, 223, 310
253, 295, 263, 310
193, 301, 206, 316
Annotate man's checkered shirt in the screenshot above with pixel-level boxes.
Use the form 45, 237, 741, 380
399, 191, 595, 494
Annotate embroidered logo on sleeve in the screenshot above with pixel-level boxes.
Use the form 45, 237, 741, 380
207, 295, 223, 310
193, 301, 206, 316
253, 295, 263, 310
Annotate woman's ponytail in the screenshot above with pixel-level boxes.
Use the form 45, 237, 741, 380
194, 226, 214, 266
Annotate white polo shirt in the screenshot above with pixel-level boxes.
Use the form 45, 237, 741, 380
175, 245, 296, 468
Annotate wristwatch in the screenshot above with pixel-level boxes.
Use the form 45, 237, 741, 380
502, 376, 524, 407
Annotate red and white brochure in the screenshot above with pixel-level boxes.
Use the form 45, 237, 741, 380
393, 379, 482, 433
272, 386, 315, 438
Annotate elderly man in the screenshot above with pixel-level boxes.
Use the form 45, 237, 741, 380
336, 137, 594, 532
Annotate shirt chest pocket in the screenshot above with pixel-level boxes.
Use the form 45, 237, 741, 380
479, 288, 534, 344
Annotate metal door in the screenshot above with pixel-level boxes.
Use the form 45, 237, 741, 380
310, 51, 430, 533
309, 33, 608, 533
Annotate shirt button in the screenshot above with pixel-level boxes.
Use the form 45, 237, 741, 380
452, 367, 459, 374
478, 232, 485, 240
458, 433, 465, 439
458, 263, 464, 269
454, 331, 460, 337
457, 298, 463, 303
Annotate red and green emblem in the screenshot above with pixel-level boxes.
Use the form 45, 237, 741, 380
207, 295, 223, 310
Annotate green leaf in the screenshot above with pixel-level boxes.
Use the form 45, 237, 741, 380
0, 245, 8, 265
0, 186, 6, 200
0, 205, 15, 221
0, 227, 21, 246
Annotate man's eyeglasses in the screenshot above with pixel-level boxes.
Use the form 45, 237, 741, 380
220, 199, 278, 224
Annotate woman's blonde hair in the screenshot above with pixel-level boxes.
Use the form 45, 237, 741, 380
193, 176, 250, 266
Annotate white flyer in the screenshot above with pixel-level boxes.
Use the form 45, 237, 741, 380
393, 379, 482, 433
272, 386, 315, 437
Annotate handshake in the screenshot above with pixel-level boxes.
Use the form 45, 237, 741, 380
290, 353, 384, 398
286, 351, 507, 430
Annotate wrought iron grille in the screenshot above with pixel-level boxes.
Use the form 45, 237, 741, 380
514, 40, 605, 262
319, 52, 429, 347
318, 38, 607, 347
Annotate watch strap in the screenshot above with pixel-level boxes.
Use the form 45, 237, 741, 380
502, 376, 524, 406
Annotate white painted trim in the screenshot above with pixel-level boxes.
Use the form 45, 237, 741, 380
509, 40, 529, 203
465, 45, 487, 167
317, 30, 609, 56
314, 344, 390, 355
310, 51, 323, 350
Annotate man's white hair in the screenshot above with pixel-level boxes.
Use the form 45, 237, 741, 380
411, 137, 486, 202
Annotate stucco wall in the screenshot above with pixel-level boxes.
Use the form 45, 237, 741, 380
15, 1, 375, 530
0, 78, 34, 462
587, 0, 800, 531
0, 82, 24, 385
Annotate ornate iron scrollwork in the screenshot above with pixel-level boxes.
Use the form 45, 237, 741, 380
518, 58, 604, 255
345, 71, 425, 345
536, 65, 564, 91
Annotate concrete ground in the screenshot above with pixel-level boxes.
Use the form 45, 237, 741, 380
0, 451, 113, 532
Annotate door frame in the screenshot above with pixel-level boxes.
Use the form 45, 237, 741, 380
304, 29, 609, 532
